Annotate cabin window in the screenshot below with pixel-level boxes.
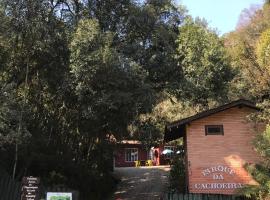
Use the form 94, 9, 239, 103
125, 148, 138, 162
205, 125, 224, 135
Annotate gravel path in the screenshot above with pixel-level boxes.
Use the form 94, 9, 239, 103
111, 166, 170, 200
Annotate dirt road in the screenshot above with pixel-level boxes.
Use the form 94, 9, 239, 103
111, 166, 170, 200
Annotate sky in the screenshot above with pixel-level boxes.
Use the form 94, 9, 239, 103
179, 0, 265, 35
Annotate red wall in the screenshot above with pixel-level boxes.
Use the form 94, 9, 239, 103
114, 144, 148, 167
114, 143, 174, 167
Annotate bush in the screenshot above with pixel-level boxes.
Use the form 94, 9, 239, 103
169, 155, 186, 193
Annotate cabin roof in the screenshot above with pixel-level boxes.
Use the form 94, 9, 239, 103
164, 99, 259, 142
118, 140, 141, 145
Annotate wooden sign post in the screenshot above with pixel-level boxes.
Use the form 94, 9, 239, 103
21, 176, 40, 200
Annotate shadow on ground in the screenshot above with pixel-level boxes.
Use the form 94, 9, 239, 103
111, 166, 170, 200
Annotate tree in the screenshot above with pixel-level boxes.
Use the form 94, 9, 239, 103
0, 83, 30, 147
0, 0, 238, 198
114, 0, 186, 90
131, 93, 200, 148
174, 18, 234, 106
236, 4, 261, 29
70, 19, 155, 140
256, 28, 270, 69
225, 2, 270, 199
225, 2, 270, 99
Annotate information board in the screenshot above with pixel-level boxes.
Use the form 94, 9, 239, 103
47, 192, 72, 200
21, 176, 40, 200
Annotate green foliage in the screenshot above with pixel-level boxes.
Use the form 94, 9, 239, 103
256, 28, 270, 69
226, 3, 270, 198
131, 95, 200, 148
225, 2, 270, 99
132, 15, 235, 143
70, 19, 155, 139
0, 0, 238, 199
0, 83, 30, 147
254, 125, 270, 165
169, 155, 186, 193
241, 126, 270, 199
115, 0, 186, 90
175, 19, 234, 106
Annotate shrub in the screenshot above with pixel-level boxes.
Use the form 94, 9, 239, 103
169, 155, 186, 193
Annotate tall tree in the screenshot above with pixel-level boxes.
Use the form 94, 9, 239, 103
70, 19, 155, 140
225, 2, 270, 99
174, 18, 234, 106
225, 2, 270, 199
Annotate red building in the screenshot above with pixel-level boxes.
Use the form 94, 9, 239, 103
114, 140, 176, 167
164, 99, 264, 195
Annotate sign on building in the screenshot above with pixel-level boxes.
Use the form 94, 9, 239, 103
194, 165, 244, 190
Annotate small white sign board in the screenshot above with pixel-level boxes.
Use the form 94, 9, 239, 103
46, 192, 72, 200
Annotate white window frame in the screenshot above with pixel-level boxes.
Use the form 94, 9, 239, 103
125, 148, 138, 162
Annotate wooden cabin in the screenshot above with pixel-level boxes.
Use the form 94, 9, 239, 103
164, 99, 263, 195
114, 140, 177, 167
114, 140, 148, 167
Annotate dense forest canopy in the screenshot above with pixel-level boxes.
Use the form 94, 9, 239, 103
0, 0, 269, 199
225, 2, 270, 199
